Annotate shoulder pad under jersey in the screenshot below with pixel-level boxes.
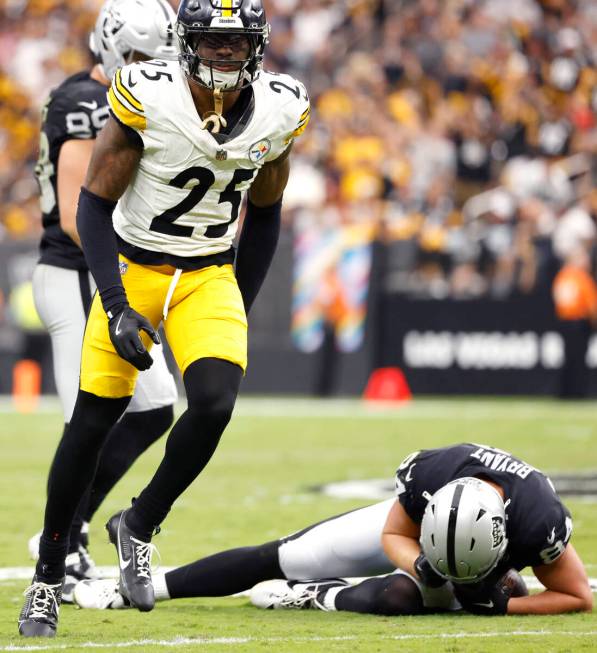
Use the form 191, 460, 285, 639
257, 71, 310, 162
108, 60, 180, 134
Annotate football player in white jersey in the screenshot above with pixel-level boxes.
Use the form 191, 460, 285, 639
29, 0, 179, 604
19, 0, 309, 637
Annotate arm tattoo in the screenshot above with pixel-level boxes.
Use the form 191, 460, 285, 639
84, 116, 142, 201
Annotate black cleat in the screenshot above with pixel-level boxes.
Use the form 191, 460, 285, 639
18, 575, 63, 637
106, 509, 158, 612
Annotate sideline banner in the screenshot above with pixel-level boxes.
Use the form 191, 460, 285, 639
376, 295, 597, 395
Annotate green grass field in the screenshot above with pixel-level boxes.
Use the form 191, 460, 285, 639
1, 397, 596, 652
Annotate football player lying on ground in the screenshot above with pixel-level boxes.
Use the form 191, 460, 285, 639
74, 443, 593, 616
19, 0, 310, 638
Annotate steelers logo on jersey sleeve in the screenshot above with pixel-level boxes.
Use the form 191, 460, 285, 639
249, 139, 271, 163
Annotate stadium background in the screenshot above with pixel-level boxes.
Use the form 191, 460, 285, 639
1, 0, 597, 398
0, 2, 596, 649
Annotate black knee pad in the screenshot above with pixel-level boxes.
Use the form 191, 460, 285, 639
374, 574, 424, 615
184, 358, 242, 424
336, 574, 424, 616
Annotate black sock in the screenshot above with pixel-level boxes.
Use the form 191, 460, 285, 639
67, 486, 94, 554
333, 575, 423, 615
165, 541, 281, 598
37, 391, 130, 575
46, 423, 69, 496
46, 424, 88, 556
83, 405, 174, 522
36, 536, 69, 583
68, 513, 85, 556
127, 359, 241, 539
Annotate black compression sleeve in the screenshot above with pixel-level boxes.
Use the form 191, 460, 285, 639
334, 575, 424, 615
235, 198, 282, 314
76, 187, 127, 316
165, 541, 282, 598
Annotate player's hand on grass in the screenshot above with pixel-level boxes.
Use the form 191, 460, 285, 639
108, 304, 160, 371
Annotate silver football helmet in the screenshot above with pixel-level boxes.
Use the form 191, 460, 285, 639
90, 0, 179, 80
420, 477, 508, 584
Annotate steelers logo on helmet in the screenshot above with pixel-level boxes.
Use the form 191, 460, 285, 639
177, 0, 270, 92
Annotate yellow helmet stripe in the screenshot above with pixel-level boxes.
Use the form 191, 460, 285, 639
108, 87, 147, 131
222, 0, 233, 17
115, 69, 144, 113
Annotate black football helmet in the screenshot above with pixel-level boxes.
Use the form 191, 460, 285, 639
177, 0, 270, 91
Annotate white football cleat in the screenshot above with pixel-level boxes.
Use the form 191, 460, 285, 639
28, 531, 42, 561
73, 579, 129, 610
250, 579, 349, 610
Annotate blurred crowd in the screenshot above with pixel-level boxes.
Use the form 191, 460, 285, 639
1, 0, 597, 302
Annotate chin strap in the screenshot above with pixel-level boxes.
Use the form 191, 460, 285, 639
200, 87, 228, 134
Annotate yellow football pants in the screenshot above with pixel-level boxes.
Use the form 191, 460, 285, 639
80, 257, 247, 398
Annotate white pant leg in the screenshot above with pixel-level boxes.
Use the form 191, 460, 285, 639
33, 264, 87, 421
33, 264, 177, 421
127, 342, 178, 412
278, 499, 396, 580
276, 495, 461, 611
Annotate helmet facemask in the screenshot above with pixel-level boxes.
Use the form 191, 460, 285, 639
178, 23, 269, 92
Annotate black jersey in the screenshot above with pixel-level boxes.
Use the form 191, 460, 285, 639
36, 71, 109, 270
395, 444, 572, 572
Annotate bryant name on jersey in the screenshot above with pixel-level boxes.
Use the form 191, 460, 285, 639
108, 59, 310, 261
395, 444, 573, 571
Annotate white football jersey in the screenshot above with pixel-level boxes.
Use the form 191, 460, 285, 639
107, 60, 310, 258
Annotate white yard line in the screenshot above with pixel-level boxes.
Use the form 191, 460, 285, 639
2, 631, 597, 651
0, 567, 174, 582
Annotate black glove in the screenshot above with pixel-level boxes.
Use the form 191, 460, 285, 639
108, 304, 160, 371
414, 553, 446, 588
453, 572, 513, 616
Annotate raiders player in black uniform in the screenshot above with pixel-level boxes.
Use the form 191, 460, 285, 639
28, 0, 178, 605
74, 443, 593, 616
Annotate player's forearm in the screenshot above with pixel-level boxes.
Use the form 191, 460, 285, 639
60, 222, 81, 247
235, 198, 282, 314
508, 590, 593, 614
248, 149, 290, 207
76, 187, 127, 316
381, 533, 420, 577
58, 194, 82, 246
